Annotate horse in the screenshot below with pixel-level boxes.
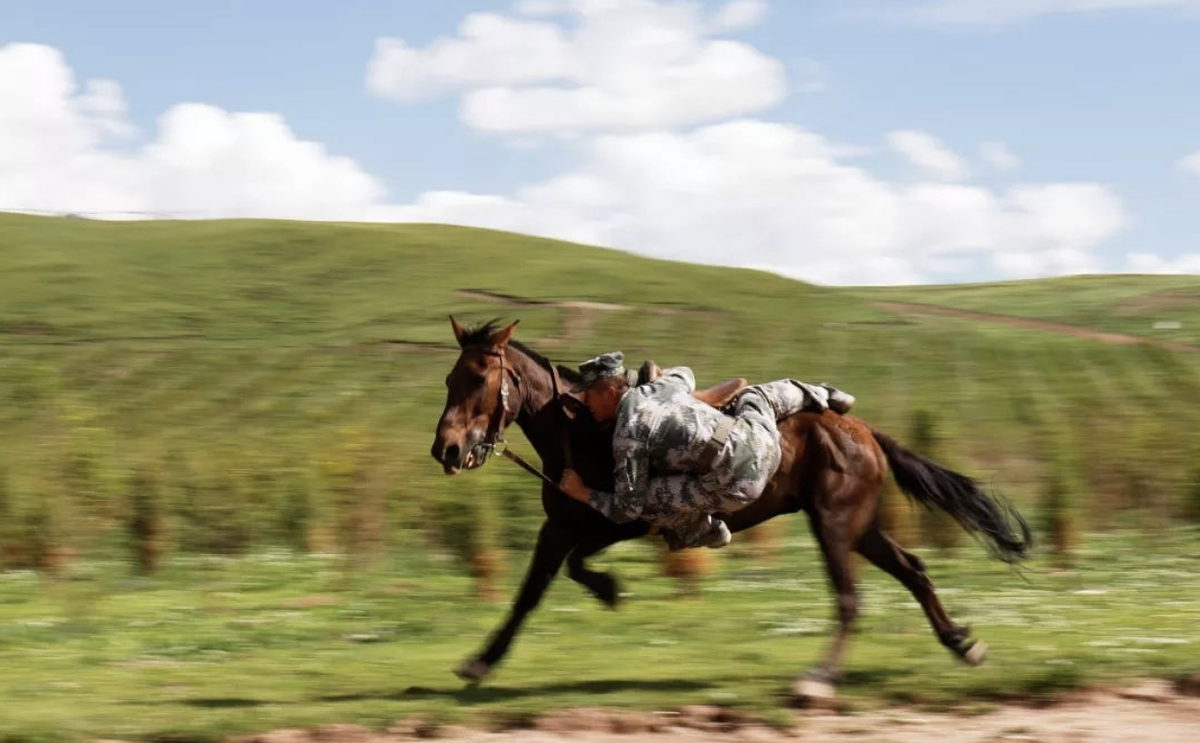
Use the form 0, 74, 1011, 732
430, 317, 1033, 700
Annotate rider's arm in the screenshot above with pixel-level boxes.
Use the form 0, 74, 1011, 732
584, 432, 650, 524
656, 366, 696, 393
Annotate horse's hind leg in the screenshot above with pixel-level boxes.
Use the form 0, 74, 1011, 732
855, 525, 985, 665
456, 519, 574, 684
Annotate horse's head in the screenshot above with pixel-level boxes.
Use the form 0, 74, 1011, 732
431, 316, 521, 475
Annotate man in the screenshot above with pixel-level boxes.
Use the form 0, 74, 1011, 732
557, 352, 855, 550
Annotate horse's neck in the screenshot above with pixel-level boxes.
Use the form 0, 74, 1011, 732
509, 350, 567, 470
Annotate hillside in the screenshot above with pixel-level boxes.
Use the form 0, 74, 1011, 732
2, 212, 1199, 563
856, 275, 1200, 348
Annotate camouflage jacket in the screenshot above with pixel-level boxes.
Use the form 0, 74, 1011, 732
586, 366, 729, 523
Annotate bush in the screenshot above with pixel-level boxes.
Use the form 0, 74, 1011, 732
1183, 465, 1200, 524
426, 470, 507, 600
910, 409, 961, 551
320, 426, 392, 581
127, 459, 167, 575
1040, 456, 1079, 567
171, 453, 254, 555
0, 464, 17, 569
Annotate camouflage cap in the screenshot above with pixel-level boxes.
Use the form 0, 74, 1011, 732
570, 351, 625, 393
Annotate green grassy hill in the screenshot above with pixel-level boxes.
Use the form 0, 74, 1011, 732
857, 274, 1200, 347
2, 211, 1200, 564
4, 212, 1200, 742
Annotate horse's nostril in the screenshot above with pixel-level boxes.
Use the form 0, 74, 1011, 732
445, 444, 461, 465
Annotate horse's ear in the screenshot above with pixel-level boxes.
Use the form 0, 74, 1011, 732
449, 315, 468, 347
487, 319, 519, 348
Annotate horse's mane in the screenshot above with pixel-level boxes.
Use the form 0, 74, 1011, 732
460, 318, 582, 384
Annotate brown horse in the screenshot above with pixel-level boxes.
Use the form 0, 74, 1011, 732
430, 317, 1032, 699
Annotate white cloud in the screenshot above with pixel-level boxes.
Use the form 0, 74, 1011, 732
0, 41, 1138, 287
140, 105, 385, 219
366, 0, 786, 134
979, 141, 1021, 171
1004, 183, 1127, 250
1178, 150, 1200, 176
0, 44, 130, 168
0, 43, 384, 219
887, 130, 969, 181
391, 121, 1128, 285
711, 0, 769, 30
992, 248, 1102, 278
365, 15, 574, 103
513, 0, 566, 17
1125, 252, 1200, 274
898, 0, 1195, 26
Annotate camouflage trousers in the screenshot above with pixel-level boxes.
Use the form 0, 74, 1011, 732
641, 386, 785, 547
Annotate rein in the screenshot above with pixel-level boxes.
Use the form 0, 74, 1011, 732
478, 344, 573, 493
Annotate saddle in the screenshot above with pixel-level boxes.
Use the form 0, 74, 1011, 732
634, 360, 747, 410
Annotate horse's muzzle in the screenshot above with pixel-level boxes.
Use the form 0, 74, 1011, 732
431, 436, 491, 475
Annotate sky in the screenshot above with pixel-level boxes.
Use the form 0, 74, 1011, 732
2, 0, 1199, 286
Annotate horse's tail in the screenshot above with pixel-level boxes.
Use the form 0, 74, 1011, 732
871, 428, 1033, 564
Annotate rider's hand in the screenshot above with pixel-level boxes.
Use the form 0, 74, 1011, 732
559, 469, 590, 502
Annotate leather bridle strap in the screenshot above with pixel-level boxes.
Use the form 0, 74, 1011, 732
477, 345, 569, 494
496, 445, 559, 488
479, 347, 517, 447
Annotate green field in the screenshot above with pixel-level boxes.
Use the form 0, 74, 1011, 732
859, 274, 1200, 346
3, 529, 1200, 743
2, 212, 1200, 741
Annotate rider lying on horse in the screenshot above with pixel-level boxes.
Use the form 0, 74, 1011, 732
557, 352, 855, 550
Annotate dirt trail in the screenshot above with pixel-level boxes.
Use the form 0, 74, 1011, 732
454, 289, 630, 347
873, 301, 1200, 353
454, 289, 719, 348
203, 682, 1200, 743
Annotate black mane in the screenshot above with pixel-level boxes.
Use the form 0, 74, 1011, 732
461, 318, 582, 384
512, 339, 583, 384
458, 318, 506, 348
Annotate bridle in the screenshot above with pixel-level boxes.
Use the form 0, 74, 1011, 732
477, 345, 520, 452
471, 344, 572, 489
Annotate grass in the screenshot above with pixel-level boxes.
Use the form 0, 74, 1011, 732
2, 526, 1200, 743
855, 274, 1200, 346
3, 212, 1200, 740
2, 212, 1197, 526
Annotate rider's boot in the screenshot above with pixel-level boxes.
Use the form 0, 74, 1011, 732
730, 379, 853, 419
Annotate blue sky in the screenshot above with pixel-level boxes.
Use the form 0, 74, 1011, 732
2, 0, 1199, 285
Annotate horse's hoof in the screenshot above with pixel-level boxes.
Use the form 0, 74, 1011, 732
792, 673, 837, 709
962, 640, 988, 666
596, 577, 621, 609
454, 658, 491, 684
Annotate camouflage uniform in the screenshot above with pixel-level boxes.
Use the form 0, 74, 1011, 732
573, 352, 853, 549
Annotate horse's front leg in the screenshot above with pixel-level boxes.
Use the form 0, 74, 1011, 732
566, 521, 650, 608
455, 518, 575, 684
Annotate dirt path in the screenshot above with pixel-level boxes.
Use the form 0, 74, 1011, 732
454, 288, 630, 347
872, 301, 1200, 353
454, 289, 720, 348
214, 682, 1200, 743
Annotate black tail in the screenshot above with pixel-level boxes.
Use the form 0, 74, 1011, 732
872, 429, 1032, 564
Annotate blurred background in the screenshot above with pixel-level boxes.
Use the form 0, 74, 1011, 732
4, 215, 1199, 580
2, 178, 1200, 743
4, 0, 1200, 738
